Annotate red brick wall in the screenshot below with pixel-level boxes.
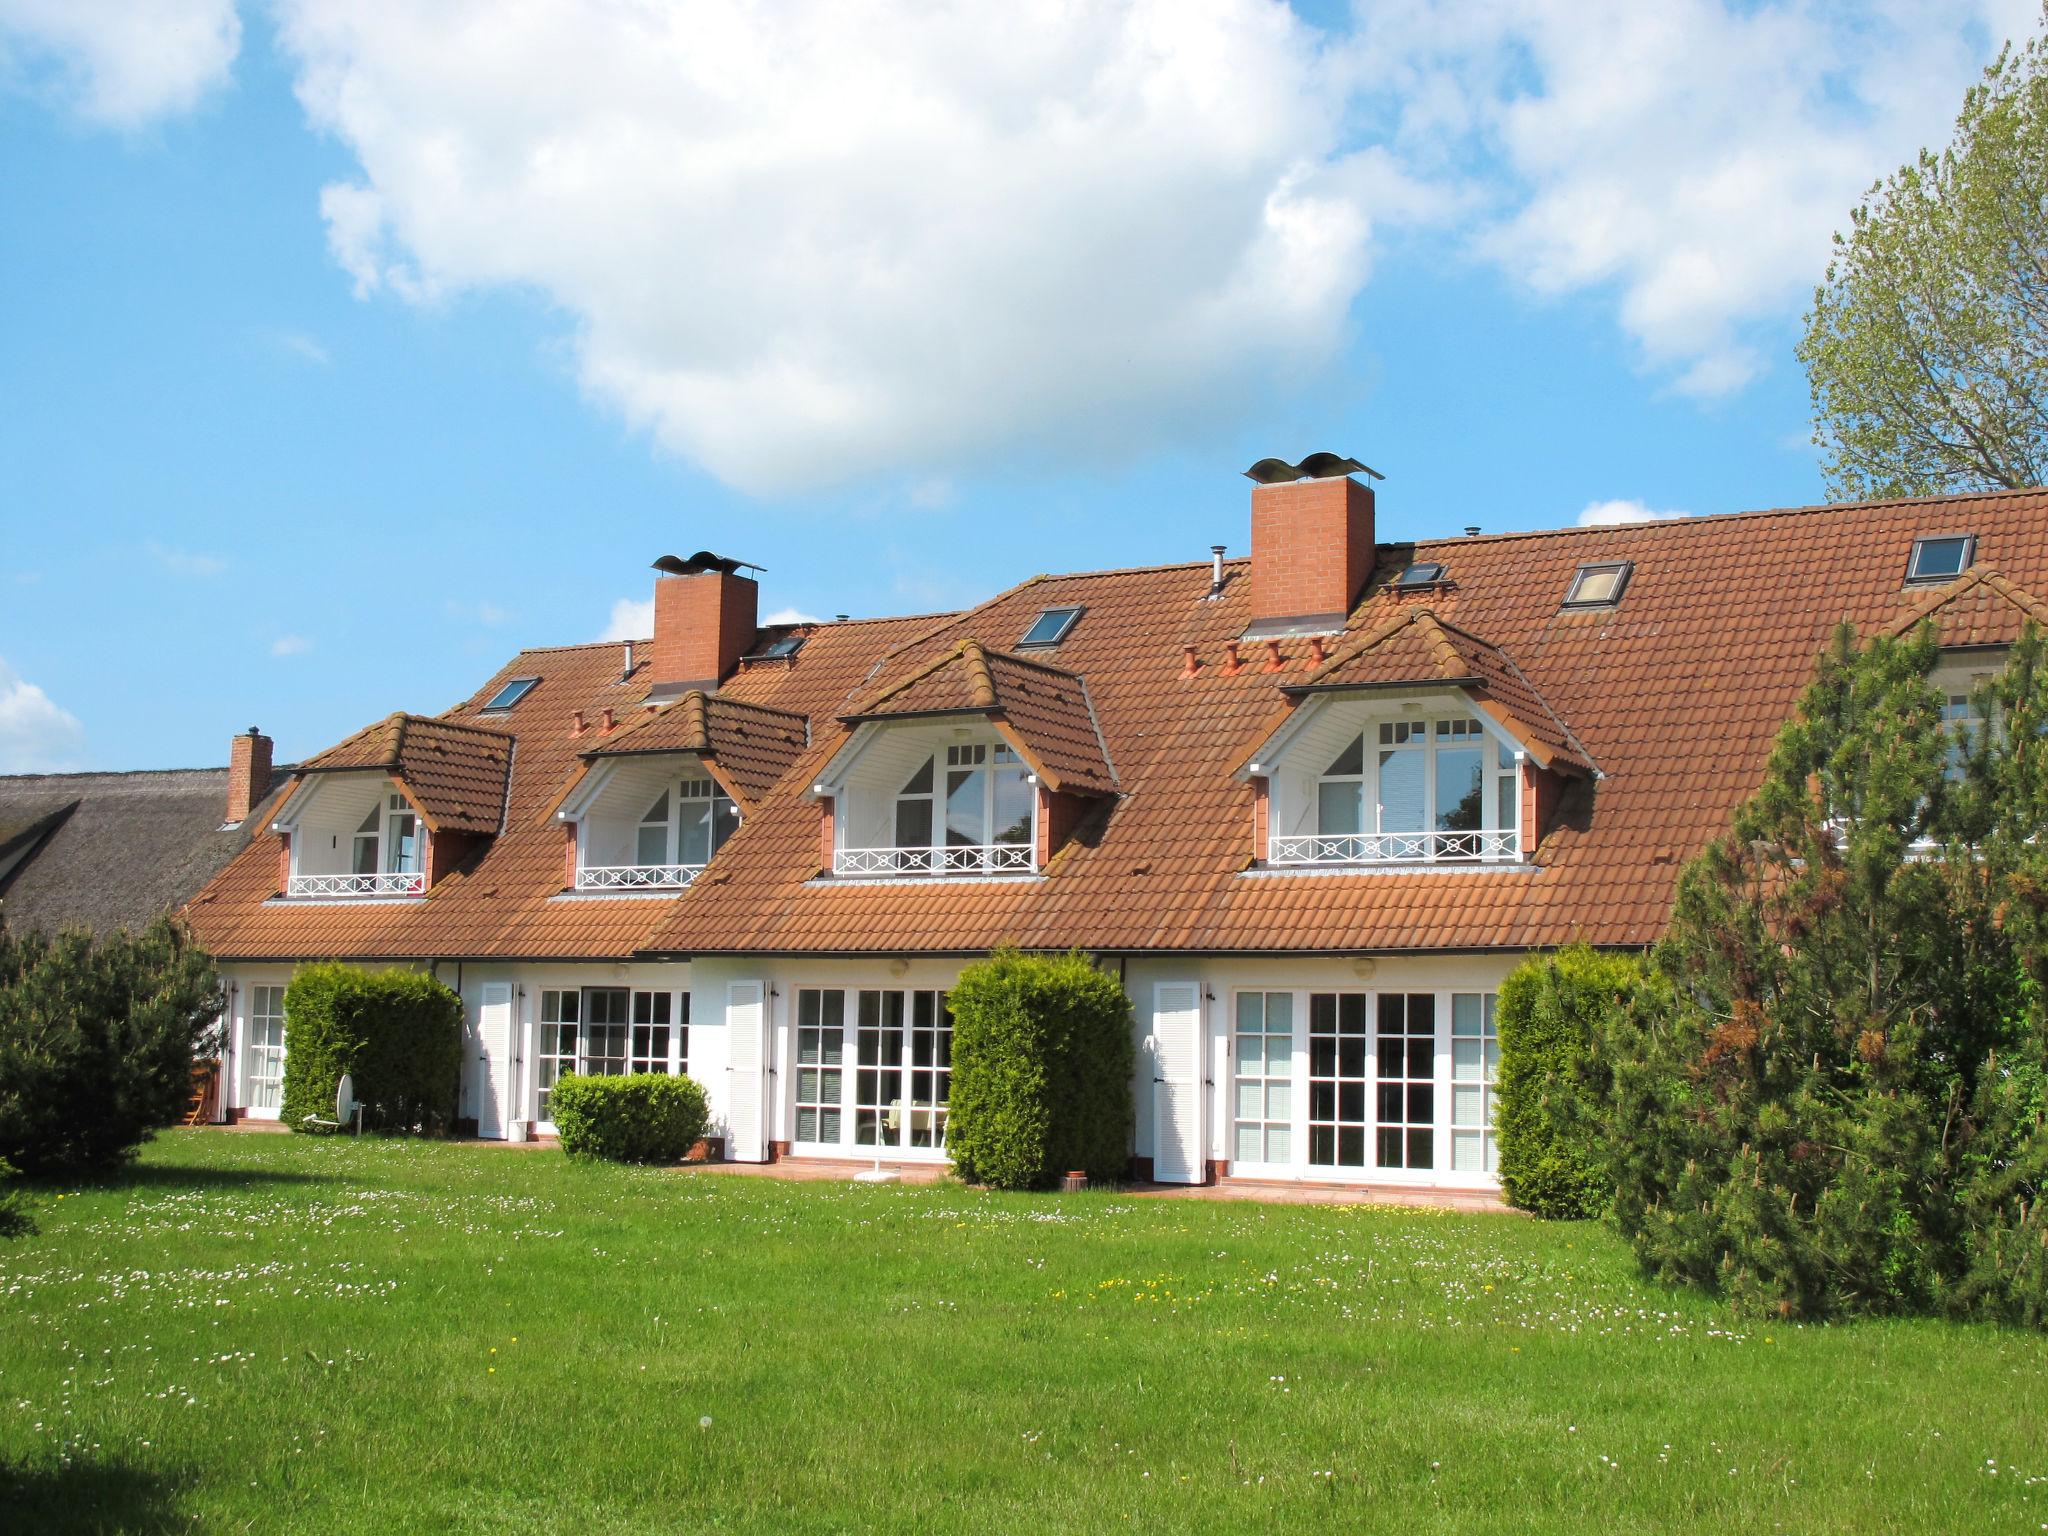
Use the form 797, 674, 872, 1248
1251, 777, 1269, 861
651, 571, 759, 687
276, 831, 291, 893
1519, 762, 1563, 856
818, 795, 836, 873
1037, 786, 1086, 864
226, 730, 273, 825
1250, 476, 1376, 623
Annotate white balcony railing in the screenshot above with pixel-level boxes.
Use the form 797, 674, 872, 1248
575, 863, 705, 892
287, 870, 427, 899
833, 843, 1036, 877
1267, 829, 1521, 866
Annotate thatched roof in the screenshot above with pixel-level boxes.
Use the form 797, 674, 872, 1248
0, 766, 292, 939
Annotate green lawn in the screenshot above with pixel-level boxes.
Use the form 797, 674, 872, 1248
2, 1134, 2045, 1534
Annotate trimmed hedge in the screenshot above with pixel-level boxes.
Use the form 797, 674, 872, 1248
548, 1073, 709, 1163
0, 917, 222, 1175
280, 964, 462, 1133
945, 949, 1134, 1191
1494, 945, 1648, 1220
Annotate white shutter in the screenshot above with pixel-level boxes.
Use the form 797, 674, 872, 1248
475, 984, 515, 1139
725, 982, 767, 1161
1151, 982, 1205, 1184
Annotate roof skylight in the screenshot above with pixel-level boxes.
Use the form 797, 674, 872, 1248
1018, 606, 1082, 648
1906, 534, 1975, 585
1562, 561, 1632, 609
1394, 561, 1445, 589
480, 676, 538, 712
757, 633, 806, 660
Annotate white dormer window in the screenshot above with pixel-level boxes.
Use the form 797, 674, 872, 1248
889, 743, 1032, 863
1266, 707, 1522, 866
353, 793, 421, 876
635, 778, 739, 868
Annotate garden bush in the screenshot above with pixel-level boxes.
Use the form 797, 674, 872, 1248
1494, 945, 1648, 1219
548, 1072, 709, 1163
280, 964, 462, 1133
0, 916, 221, 1175
944, 948, 1134, 1190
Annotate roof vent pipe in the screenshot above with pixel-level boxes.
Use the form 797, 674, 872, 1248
1209, 545, 1227, 597
1464, 526, 1481, 538
621, 640, 635, 681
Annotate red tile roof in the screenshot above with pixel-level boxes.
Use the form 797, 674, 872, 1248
296, 713, 514, 834
577, 690, 810, 809
843, 640, 1117, 795
187, 486, 2048, 962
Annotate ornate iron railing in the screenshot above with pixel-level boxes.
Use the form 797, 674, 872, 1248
575, 863, 705, 891
833, 843, 1035, 877
286, 870, 427, 898
1267, 829, 1520, 865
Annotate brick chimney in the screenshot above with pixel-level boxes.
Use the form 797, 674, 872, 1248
226, 728, 273, 826
1246, 454, 1379, 630
648, 552, 760, 695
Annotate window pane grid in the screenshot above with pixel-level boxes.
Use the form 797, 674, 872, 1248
1307, 992, 1369, 1168
1375, 993, 1435, 1171
247, 985, 287, 1112
1233, 992, 1293, 1165
1451, 992, 1499, 1174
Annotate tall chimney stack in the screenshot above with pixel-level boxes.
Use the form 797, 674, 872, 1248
1244, 453, 1381, 631
647, 551, 760, 698
226, 727, 274, 826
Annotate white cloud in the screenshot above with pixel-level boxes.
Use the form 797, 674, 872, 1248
276, 0, 1382, 495
1347, 0, 2036, 395
147, 541, 226, 577
600, 597, 653, 644
0, 656, 84, 771
273, 329, 331, 366
1577, 497, 1690, 527
763, 606, 821, 626
270, 634, 311, 657
445, 599, 512, 627
0, 0, 239, 127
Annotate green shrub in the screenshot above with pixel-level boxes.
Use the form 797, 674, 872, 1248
0, 917, 221, 1175
0, 1158, 32, 1239
280, 964, 462, 1134
548, 1073, 709, 1163
1494, 946, 1646, 1219
945, 949, 1134, 1191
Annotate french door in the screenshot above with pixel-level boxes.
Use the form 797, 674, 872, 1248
535, 986, 686, 1126
1230, 988, 1497, 1181
245, 985, 286, 1115
793, 988, 952, 1153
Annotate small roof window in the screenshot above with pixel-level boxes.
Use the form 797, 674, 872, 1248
1394, 561, 1445, 590
1906, 534, 1976, 585
756, 633, 806, 660
1562, 561, 1632, 609
1018, 606, 1082, 648
480, 676, 538, 712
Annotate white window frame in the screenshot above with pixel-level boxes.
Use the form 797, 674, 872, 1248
840, 740, 1037, 877
1223, 986, 1501, 1186
786, 987, 953, 1157
244, 984, 288, 1118
535, 985, 687, 1128
1275, 709, 1520, 865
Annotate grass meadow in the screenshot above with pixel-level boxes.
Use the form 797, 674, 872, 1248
1, 1131, 2045, 1533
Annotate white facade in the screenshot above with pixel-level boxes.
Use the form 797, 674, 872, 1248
216, 946, 1524, 1191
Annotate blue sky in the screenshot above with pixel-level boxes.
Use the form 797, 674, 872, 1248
0, 1, 2034, 772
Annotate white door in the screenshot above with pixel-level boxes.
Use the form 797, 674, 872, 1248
1151, 982, 1204, 1184
244, 984, 287, 1119
726, 982, 767, 1161
475, 983, 515, 1139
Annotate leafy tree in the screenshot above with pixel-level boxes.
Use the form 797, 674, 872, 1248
0, 918, 222, 1176
1494, 945, 1651, 1220
1800, 12, 2048, 501
1607, 622, 2031, 1318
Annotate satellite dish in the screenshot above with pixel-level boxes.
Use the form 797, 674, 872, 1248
335, 1073, 356, 1124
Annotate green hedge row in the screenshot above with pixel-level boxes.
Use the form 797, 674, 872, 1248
280, 963, 462, 1133
944, 949, 1133, 1190
549, 1073, 709, 1163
